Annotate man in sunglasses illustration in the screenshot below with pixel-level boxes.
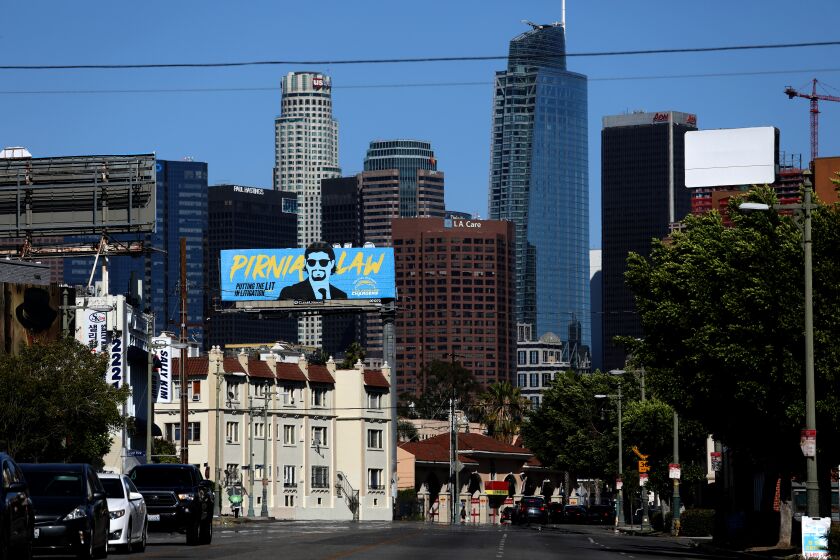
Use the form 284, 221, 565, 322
279, 241, 348, 301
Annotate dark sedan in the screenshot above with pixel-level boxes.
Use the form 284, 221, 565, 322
587, 504, 616, 524
20, 463, 109, 559
513, 496, 547, 525
0, 452, 33, 560
562, 504, 587, 523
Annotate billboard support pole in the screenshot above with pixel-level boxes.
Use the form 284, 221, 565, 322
381, 301, 397, 518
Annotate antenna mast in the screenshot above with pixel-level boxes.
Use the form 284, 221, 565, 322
562, 0, 566, 28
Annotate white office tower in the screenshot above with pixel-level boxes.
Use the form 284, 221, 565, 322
274, 71, 341, 346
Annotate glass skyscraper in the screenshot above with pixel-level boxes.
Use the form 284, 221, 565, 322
64, 159, 208, 345
488, 23, 590, 359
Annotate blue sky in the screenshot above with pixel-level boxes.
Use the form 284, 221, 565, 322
3, 1, 839, 249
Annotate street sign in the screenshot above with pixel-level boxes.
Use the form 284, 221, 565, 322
615, 478, 623, 490
638, 460, 650, 473
639, 473, 649, 486
669, 463, 681, 479
801, 429, 817, 458
710, 451, 722, 471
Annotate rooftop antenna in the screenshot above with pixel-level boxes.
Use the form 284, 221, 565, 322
553, 0, 566, 28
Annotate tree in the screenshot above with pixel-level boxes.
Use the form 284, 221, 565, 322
0, 336, 130, 466
152, 438, 180, 464
408, 360, 480, 420
339, 341, 366, 369
624, 185, 840, 533
521, 370, 615, 483
397, 420, 419, 443
475, 381, 530, 444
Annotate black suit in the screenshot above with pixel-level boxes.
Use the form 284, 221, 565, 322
278, 280, 347, 301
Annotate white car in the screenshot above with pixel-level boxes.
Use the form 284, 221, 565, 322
98, 473, 147, 553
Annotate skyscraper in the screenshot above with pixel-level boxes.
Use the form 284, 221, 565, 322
360, 140, 445, 360
205, 184, 298, 349
64, 159, 208, 344
393, 217, 516, 396
274, 71, 341, 246
274, 71, 341, 346
488, 22, 590, 358
600, 111, 697, 371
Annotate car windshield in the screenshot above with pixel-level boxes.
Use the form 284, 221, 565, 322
130, 468, 193, 488
23, 470, 83, 497
100, 478, 125, 499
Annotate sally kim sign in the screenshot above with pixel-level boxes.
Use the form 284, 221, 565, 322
220, 243, 395, 309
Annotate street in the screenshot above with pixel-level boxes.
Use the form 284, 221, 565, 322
49, 521, 742, 560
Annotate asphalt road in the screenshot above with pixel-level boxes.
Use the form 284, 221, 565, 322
91, 521, 741, 560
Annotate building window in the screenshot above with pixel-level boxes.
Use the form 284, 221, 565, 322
280, 385, 295, 405
517, 373, 527, 388
226, 421, 239, 444
367, 429, 383, 449
367, 392, 382, 409
226, 381, 240, 403
312, 426, 327, 448
284, 465, 296, 487
166, 422, 200, 443
174, 379, 201, 400
312, 388, 327, 407
530, 351, 539, 364
517, 351, 526, 365
542, 373, 552, 387
311, 466, 329, 489
368, 468, 384, 491
283, 425, 296, 445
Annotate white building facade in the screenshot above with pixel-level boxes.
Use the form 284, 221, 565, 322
154, 349, 392, 521
516, 323, 569, 407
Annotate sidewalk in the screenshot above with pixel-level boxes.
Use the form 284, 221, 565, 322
214, 514, 282, 528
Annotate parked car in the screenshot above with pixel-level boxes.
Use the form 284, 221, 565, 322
0, 452, 34, 560
548, 502, 565, 524
587, 504, 615, 525
562, 504, 587, 523
499, 506, 513, 525
513, 496, 547, 525
128, 463, 214, 546
98, 473, 147, 553
20, 463, 109, 559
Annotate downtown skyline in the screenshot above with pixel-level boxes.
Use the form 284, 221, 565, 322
2, 1, 839, 249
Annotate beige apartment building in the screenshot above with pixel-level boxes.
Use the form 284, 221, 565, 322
153, 347, 392, 520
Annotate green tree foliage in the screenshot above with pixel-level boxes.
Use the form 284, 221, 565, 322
152, 438, 180, 464
339, 341, 366, 369
474, 381, 531, 444
0, 336, 130, 466
406, 360, 480, 420
624, 184, 840, 476
521, 370, 615, 481
397, 420, 419, 442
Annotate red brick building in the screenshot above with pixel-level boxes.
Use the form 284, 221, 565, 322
392, 217, 516, 396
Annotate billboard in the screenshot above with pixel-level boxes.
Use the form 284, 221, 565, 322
0, 154, 156, 237
220, 242, 395, 311
685, 127, 777, 188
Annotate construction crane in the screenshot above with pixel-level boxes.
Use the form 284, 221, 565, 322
784, 78, 840, 165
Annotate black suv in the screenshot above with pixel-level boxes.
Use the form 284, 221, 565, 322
513, 496, 547, 525
0, 452, 34, 560
128, 464, 214, 546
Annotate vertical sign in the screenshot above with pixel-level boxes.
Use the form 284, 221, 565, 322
801, 516, 831, 559
78, 309, 108, 353
108, 334, 123, 389
153, 336, 172, 404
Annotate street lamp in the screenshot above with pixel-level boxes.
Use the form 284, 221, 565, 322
739, 171, 819, 517
596, 368, 625, 526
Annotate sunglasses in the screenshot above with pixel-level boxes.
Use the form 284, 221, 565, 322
307, 258, 331, 267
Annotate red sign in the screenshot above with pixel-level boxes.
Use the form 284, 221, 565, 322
485, 480, 508, 496
686, 114, 697, 126
312, 76, 324, 90
653, 112, 670, 123
640, 473, 649, 486
710, 451, 722, 472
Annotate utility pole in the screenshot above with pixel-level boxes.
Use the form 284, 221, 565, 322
672, 412, 680, 535
179, 237, 189, 464
214, 348, 223, 516
261, 389, 271, 517
247, 395, 255, 517
146, 313, 154, 463
449, 394, 457, 524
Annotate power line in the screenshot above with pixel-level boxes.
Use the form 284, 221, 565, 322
3, 67, 839, 96
1, 40, 838, 71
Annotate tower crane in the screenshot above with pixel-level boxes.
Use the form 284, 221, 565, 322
784, 78, 840, 166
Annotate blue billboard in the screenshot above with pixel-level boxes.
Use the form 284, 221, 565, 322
220, 243, 395, 302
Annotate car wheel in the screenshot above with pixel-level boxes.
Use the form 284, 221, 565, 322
134, 522, 147, 553
199, 517, 212, 545
186, 520, 200, 546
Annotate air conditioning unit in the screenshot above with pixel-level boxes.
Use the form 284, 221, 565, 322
192, 394, 200, 402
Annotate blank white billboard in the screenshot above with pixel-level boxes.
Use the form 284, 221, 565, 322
685, 127, 776, 188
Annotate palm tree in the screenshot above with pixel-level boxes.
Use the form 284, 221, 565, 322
476, 381, 531, 444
